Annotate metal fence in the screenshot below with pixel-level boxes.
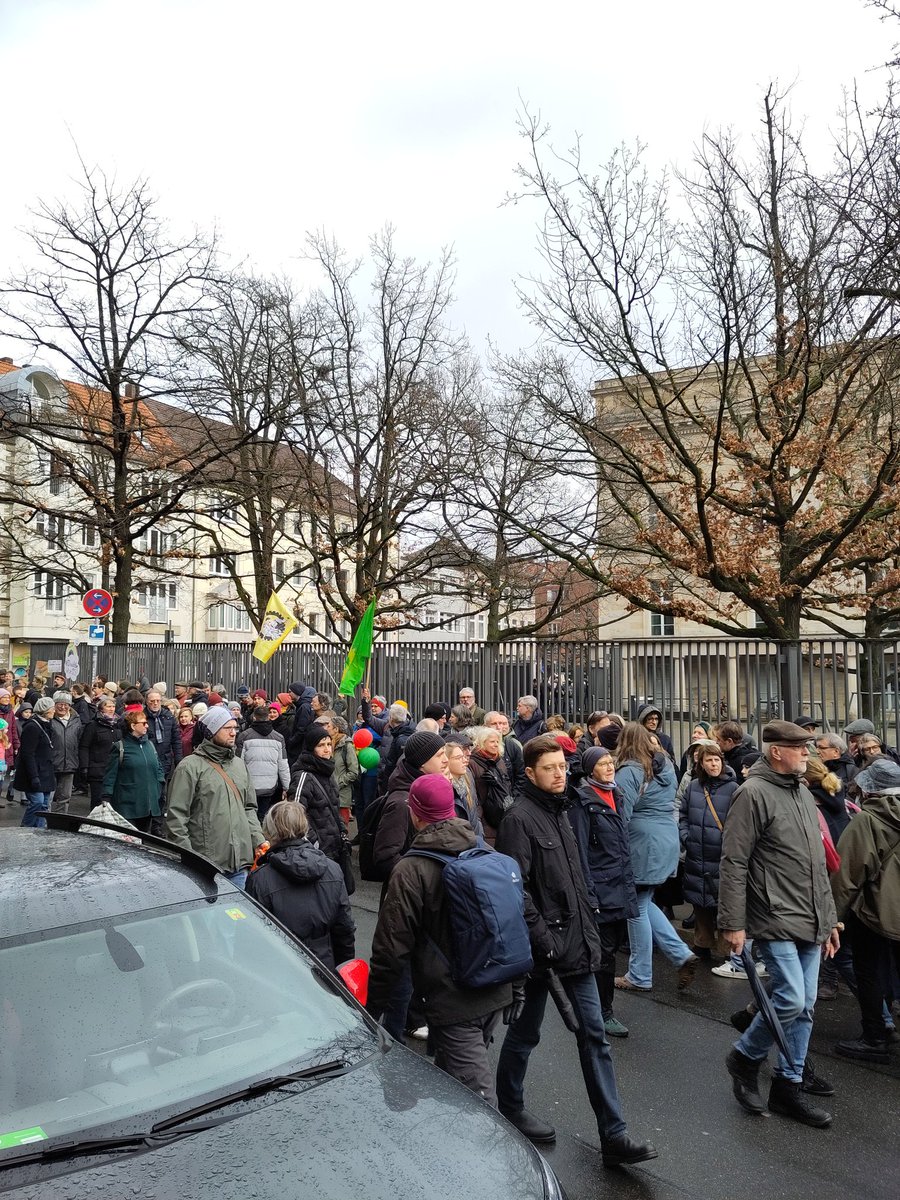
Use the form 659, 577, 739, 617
25, 636, 900, 756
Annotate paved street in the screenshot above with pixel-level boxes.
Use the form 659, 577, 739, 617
350, 879, 900, 1200
5, 798, 898, 1200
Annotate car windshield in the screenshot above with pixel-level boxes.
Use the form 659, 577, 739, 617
0, 895, 368, 1153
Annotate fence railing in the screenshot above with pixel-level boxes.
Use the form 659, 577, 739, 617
25, 636, 900, 757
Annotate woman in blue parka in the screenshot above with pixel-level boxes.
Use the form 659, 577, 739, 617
679, 743, 738, 959
613, 722, 698, 992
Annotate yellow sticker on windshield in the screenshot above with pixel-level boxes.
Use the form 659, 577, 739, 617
225, 908, 246, 920
0, 1127, 47, 1149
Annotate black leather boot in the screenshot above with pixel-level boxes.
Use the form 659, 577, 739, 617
601, 1134, 659, 1167
768, 1077, 832, 1127
499, 1107, 556, 1144
726, 1047, 765, 1114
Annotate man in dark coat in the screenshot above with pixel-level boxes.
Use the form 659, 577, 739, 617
813, 732, 858, 787
636, 703, 675, 761
367, 774, 516, 1106
719, 720, 840, 1127
512, 696, 547, 745
16, 696, 57, 827
286, 681, 316, 762
144, 690, 183, 778
494, 733, 657, 1168
714, 720, 759, 778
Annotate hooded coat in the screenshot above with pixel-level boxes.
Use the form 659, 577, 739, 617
236, 721, 290, 795
718, 757, 838, 944
246, 838, 355, 969
569, 779, 639, 921
79, 712, 122, 784
289, 752, 344, 863
367, 819, 513, 1026
14, 715, 55, 793
615, 752, 679, 886
287, 685, 317, 761
635, 704, 675, 761
166, 739, 264, 873
679, 765, 739, 908
832, 790, 900, 940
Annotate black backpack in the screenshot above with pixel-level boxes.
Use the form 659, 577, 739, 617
357, 793, 392, 882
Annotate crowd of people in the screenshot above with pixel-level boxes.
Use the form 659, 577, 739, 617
7, 670, 899, 1164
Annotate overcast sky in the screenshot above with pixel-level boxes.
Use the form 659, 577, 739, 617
0, 0, 891, 358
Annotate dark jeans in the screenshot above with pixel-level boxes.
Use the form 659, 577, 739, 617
496, 971, 627, 1140
594, 918, 627, 1019
256, 787, 281, 822
848, 911, 900, 1043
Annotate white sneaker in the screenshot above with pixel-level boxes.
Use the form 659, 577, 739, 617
712, 961, 767, 980
408, 1025, 429, 1040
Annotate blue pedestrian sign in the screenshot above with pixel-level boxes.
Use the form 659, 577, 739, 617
88, 624, 106, 645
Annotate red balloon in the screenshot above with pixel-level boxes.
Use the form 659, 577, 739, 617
352, 728, 374, 749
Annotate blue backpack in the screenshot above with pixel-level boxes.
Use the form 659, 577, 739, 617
405, 843, 533, 988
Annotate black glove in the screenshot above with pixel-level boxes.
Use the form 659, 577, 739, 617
503, 980, 526, 1026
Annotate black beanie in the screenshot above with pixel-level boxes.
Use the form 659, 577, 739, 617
304, 723, 331, 752
598, 725, 621, 751
403, 731, 445, 770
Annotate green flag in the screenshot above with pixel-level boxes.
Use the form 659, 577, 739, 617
338, 598, 376, 696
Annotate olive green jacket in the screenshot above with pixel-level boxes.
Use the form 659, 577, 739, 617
718, 758, 837, 944
832, 791, 900, 940
166, 739, 264, 872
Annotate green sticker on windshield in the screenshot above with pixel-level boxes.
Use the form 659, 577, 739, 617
0, 1127, 47, 1149
225, 907, 246, 920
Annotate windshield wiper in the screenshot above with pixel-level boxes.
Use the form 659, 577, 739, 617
0, 1117, 232, 1168
0, 1059, 351, 1170
151, 1058, 351, 1132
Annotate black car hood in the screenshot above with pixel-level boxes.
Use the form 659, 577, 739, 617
1, 1042, 547, 1199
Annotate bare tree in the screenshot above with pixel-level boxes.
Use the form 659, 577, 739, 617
496, 91, 900, 640
0, 163, 261, 640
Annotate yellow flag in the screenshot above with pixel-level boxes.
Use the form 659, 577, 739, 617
252, 591, 298, 663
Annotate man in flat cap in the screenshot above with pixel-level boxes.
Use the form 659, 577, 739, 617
718, 720, 840, 1128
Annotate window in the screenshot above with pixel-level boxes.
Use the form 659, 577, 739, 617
136, 528, 174, 560
33, 571, 65, 613
49, 453, 66, 495
650, 613, 675, 636
81, 523, 98, 549
207, 603, 252, 632
36, 512, 66, 547
208, 554, 232, 576
275, 558, 286, 583
307, 612, 320, 635
136, 583, 177, 623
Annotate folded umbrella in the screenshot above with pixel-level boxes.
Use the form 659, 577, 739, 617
546, 968, 580, 1034
740, 946, 795, 1072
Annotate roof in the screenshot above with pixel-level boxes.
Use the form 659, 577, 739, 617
0, 827, 229, 941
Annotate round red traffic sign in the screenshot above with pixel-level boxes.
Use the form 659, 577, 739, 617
83, 588, 113, 617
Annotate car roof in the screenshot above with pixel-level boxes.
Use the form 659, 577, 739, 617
0, 828, 231, 941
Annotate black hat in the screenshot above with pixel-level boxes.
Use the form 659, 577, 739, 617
762, 720, 814, 745
598, 725, 621, 751
792, 714, 818, 730
403, 731, 445, 770
303, 723, 331, 752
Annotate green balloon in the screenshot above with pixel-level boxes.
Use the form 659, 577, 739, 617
357, 746, 380, 770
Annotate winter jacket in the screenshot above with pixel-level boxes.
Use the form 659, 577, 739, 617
359, 696, 388, 738
678, 767, 739, 908
451, 771, 484, 838
367, 819, 513, 1026
332, 735, 360, 810
504, 735, 526, 793
381, 716, 417, 783
372, 759, 420, 878
808, 780, 850, 845
829, 752, 858, 789
246, 837, 355, 969
289, 753, 344, 863
635, 704, 675, 761
723, 735, 759, 779
144, 706, 183, 777
78, 713, 122, 783
14, 716, 56, 793
287, 686, 316, 761
495, 780, 603, 976
569, 780, 638, 922
73, 696, 93, 726
615, 754, 680, 886
832, 790, 900, 940
101, 733, 165, 821
512, 708, 547, 745
49, 714, 82, 774
236, 722, 290, 795
718, 758, 838, 944
166, 739, 264, 873
0, 702, 20, 766
179, 722, 194, 759
468, 751, 512, 845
